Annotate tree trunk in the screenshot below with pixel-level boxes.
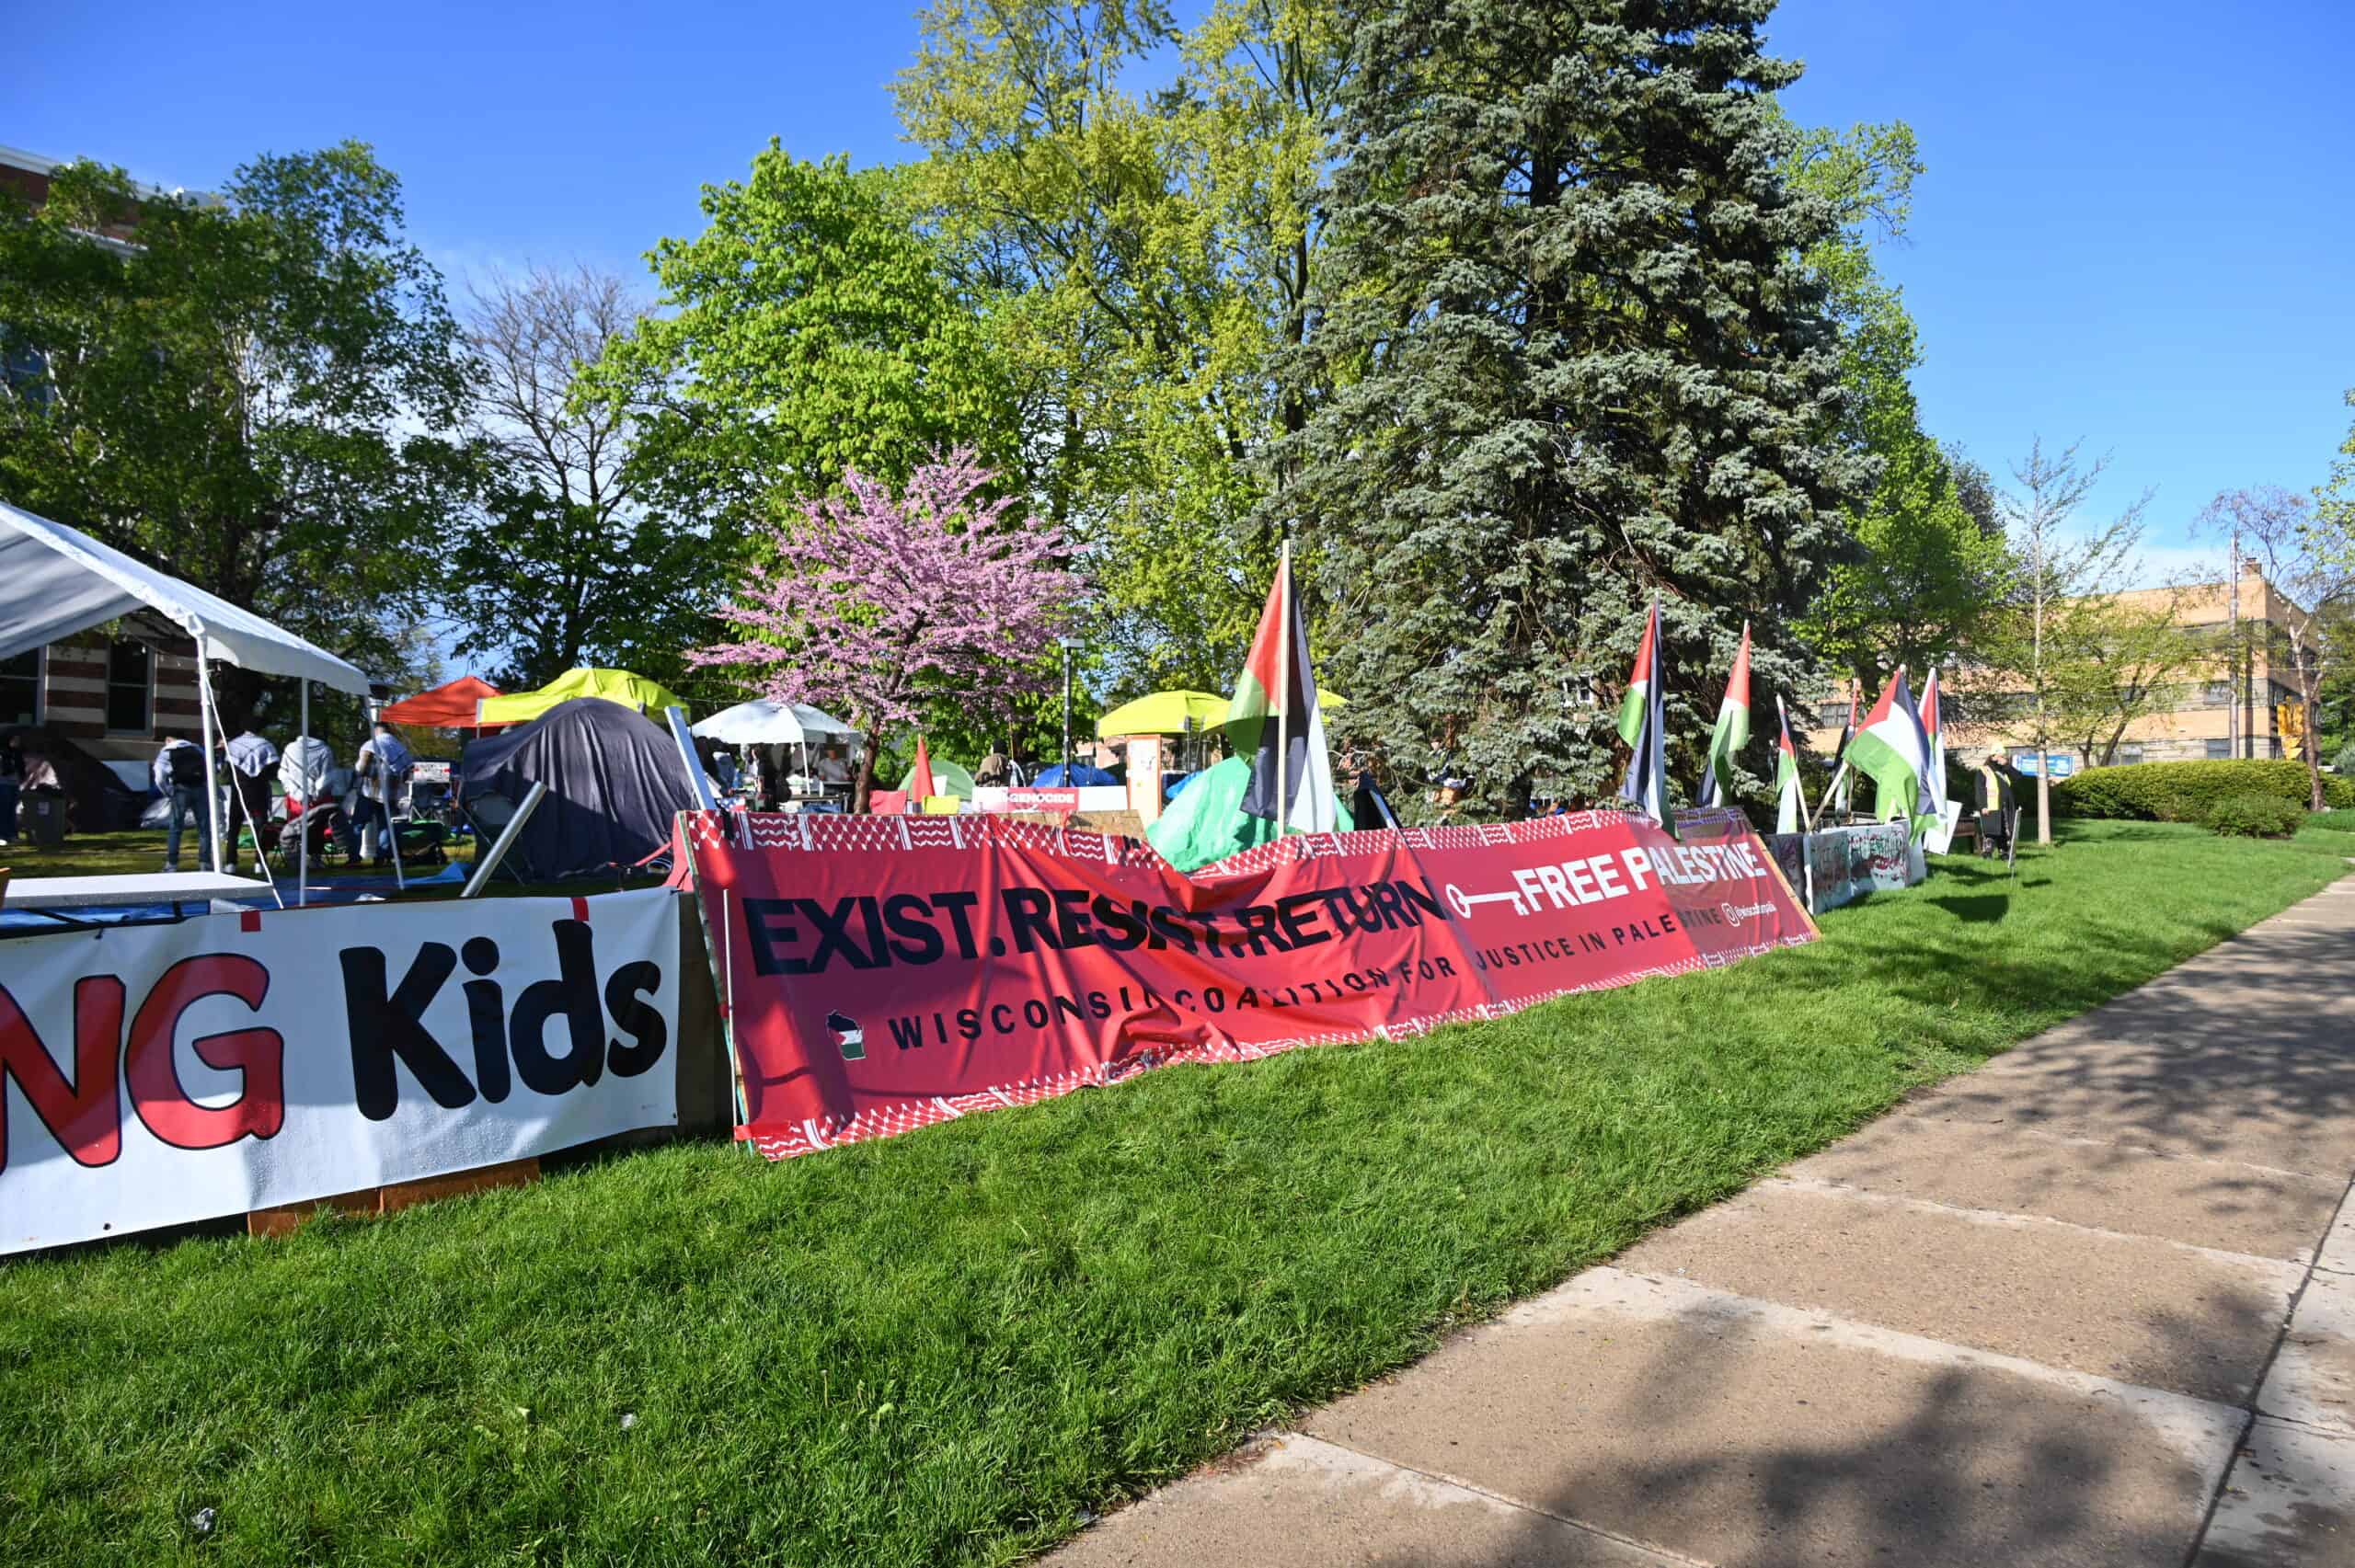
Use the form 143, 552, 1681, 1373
2304, 673, 2326, 813
853, 729, 879, 815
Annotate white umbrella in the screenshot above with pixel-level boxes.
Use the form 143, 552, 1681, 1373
692, 699, 858, 746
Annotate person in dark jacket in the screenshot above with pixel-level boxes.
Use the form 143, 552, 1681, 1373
0, 733, 19, 846
1973, 751, 2018, 857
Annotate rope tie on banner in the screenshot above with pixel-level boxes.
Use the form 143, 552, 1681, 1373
897, 817, 913, 852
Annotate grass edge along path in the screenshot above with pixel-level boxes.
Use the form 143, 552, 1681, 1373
2, 820, 2349, 1567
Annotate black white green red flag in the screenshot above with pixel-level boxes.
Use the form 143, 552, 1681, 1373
1846, 669, 1939, 832
1616, 599, 1671, 831
1224, 548, 1340, 832
1921, 668, 1948, 815
1697, 621, 1752, 808
1775, 695, 1805, 835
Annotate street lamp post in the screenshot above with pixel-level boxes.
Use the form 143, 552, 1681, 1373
1058, 636, 1079, 770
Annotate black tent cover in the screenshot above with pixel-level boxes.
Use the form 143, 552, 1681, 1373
4, 723, 149, 831
459, 697, 698, 880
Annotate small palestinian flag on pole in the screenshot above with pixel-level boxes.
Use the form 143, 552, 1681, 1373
1616, 598, 1671, 831
1697, 621, 1752, 808
1921, 667, 1949, 818
1775, 694, 1807, 835
1226, 540, 1341, 833
1846, 668, 1940, 834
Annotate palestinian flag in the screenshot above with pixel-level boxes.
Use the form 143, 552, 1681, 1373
1697, 621, 1752, 808
1921, 667, 1948, 814
1846, 669, 1940, 833
1616, 599, 1671, 831
1616, 599, 1657, 748
1775, 695, 1805, 835
1225, 549, 1340, 832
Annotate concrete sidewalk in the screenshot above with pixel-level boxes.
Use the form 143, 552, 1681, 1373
1051, 877, 2355, 1567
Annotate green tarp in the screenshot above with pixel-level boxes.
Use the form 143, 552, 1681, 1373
1145, 756, 1355, 873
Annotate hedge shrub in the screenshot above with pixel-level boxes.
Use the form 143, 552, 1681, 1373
2202, 794, 2303, 838
2051, 759, 2353, 821
2311, 807, 2355, 832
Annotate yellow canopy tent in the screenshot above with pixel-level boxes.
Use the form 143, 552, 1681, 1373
475, 667, 689, 726
1097, 688, 1345, 738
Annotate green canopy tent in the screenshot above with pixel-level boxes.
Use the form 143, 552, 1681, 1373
897, 757, 977, 800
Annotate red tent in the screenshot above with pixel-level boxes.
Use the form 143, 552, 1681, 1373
377, 674, 505, 729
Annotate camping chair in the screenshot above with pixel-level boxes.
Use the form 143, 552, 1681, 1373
454, 789, 534, 884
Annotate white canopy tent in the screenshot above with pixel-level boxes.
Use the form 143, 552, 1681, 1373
691, 699, 859, 746
0, 499, 373, 898
693, 699, 861, 804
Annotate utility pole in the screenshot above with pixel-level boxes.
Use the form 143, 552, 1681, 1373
2227, 531, 2242, 759
1059, 636, 1077, 769
2032, 523, 2051, 845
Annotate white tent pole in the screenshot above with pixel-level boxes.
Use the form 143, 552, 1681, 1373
297, 679, 309, 907
194, 643, 224, 875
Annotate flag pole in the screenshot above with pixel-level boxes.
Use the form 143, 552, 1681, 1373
1275, 538, 1292, 839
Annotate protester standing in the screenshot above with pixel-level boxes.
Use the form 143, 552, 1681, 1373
0, 732, 20, 846
154, 733, 211, 871
1973, 750, 2018, 859
224, 728, 280, 873
350, 722, 412, 866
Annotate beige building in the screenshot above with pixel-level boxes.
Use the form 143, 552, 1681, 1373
1806, 566, 2309, 772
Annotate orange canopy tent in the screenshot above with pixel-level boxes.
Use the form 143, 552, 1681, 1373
377, 674, 506, 729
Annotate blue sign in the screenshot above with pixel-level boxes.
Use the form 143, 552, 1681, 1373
2011, 752, 2075, 778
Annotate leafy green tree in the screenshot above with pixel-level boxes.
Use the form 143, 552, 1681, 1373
1786, 119, 2012, 693
896, 0, 1354, 693
1279, 0, 1871, 818
442, 265, 718, 693
2040, 587, 2206, 767
581, 147, 1019, 541
1976, 438, 2152, 841
0, 143, 470, 729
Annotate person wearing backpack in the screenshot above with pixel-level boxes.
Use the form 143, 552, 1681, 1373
154, 734, 213, 872
351, 721, 412, 867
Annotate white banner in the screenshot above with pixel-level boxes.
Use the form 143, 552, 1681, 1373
1, 888, 681, 1253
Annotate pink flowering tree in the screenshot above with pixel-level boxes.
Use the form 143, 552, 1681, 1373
691, 450, 1081, 811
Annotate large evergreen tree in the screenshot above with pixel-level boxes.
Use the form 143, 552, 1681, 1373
1281, 0, 1870, 816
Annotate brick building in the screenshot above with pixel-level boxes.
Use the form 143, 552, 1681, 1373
1806, 564, 2311, 772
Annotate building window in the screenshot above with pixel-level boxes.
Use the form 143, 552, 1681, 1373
2205, 739, 2233, 761
0, 648, 39, 726
2204, 681, 2234, 706
105, 639, 151, 733
2114, 746, 2144, 766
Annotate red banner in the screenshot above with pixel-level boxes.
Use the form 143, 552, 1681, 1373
681, 808, 1815, 1160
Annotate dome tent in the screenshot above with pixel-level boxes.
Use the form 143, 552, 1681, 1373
459, 698, 700, 880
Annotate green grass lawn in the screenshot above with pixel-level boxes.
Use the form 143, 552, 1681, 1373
2, 829, 665, 902
2, 820, 2349, 1566
0, 827, 478, 881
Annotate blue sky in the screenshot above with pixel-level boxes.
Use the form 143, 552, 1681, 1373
13, 0, 2352, 579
